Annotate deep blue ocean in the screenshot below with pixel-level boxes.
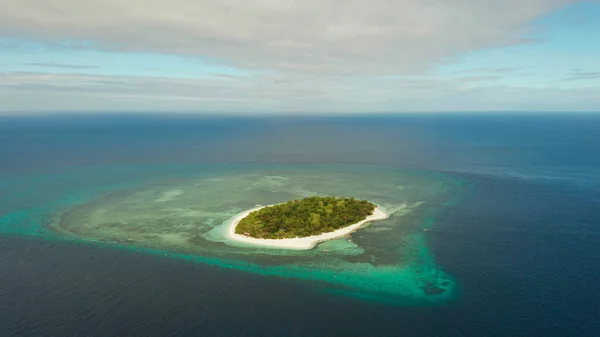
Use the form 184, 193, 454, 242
1, 113, 599, 336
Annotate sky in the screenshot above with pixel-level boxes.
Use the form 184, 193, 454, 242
0, 0, 599, 114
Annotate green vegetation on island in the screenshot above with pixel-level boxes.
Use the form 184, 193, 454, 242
236, 196, 376, 239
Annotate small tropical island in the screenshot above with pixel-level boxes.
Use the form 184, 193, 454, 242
227, 196, 389, 250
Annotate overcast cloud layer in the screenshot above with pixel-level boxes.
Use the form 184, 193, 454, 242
2, 0, 598, 113
2, 0, 575, 74
2, 71, 599, 113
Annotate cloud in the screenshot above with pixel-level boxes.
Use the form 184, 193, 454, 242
456, 67, 528, 74
565, 70, 600, 81
454, 76, 502, 83
22, 63, 100, 69
1, 71, 599, 113
0, 0, 577, 75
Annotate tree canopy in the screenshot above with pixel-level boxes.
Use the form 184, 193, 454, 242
235, 196, 376, 239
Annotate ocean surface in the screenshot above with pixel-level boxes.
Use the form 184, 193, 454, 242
0, 113, 599, 336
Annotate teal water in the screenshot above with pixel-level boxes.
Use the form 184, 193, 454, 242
3, 163, 466, 304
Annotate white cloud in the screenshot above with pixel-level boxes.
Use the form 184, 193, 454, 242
0, 0, 576, 74
3, 1, 596, 113
2, 72, 599, 113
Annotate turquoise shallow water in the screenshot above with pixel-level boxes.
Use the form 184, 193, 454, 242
2, 163, 467, 304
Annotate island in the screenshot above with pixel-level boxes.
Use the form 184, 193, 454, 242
227, 196, 389, 250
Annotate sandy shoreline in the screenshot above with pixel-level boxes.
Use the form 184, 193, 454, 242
227, 204, 389, 250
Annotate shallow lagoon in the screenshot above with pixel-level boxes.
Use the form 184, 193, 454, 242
22, 164, 466, 304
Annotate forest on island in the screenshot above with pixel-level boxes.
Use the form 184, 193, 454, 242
236, 196, 376, 239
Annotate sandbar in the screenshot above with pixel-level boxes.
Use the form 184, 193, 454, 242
227, 204, 389, 250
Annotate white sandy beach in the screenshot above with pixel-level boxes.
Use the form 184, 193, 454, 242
227, 204, 389, 250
